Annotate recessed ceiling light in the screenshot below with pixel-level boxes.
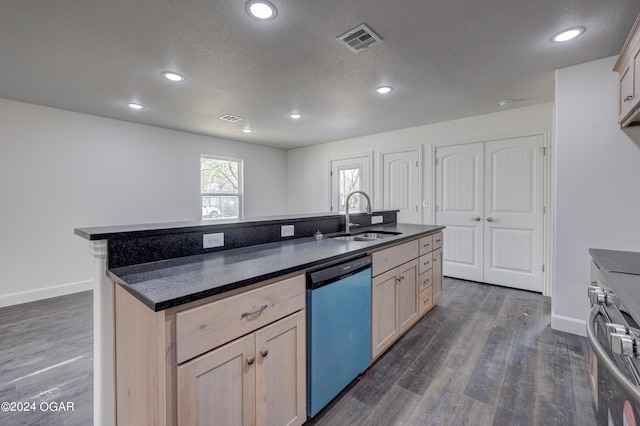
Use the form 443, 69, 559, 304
290, 113, 302, 119
375, 86, 393, 94
550, 26, 585, 43
126, 102, 144, 110
242, 128, 253, 133
246, 0, 277, 20
161, 71, 185, 82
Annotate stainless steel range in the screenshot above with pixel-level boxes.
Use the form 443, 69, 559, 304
588, 249, 640, 425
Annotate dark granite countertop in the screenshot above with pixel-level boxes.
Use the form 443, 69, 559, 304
589, 248, 640, 275
75, 211, 384, 241
110, 223, 444, 311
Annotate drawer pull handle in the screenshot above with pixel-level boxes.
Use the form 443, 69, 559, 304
247, 355, 256, 365
260, 348, 269, 357
625, 95, 634, 102
436, 239, 442, 242
241, 304, 268, 318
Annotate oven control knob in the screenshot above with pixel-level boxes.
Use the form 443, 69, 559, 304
606, 324, 628, 343
610, 333, 635, 357
589, 289, 607, 305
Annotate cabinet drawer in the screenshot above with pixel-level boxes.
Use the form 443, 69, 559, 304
176, 274, 305, 363
418, 286, 433, 316
419, 253, 432, 276
418, 235, 433, 256
432, 232, 443, 250
372, 239, 419, 276
418, 268, 433, 293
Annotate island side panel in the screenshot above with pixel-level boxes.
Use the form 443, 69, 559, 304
115, 284, 168, 425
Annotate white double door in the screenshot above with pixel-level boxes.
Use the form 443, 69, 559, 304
435, 135, 545, 292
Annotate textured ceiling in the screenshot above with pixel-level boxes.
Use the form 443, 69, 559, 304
1, 1, 639, 149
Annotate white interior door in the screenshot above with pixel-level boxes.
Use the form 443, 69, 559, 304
330, 155, 372, 212
435, 143, 484, 282
435, 135, 545, 292
483, 137, 544, 292
381, 147, 421, 224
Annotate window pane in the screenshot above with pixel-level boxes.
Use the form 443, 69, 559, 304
338, 167, 361, 211
201, 157, 239, 194
202, 196, 239, 219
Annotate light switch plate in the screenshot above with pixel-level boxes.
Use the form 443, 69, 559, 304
203, 233, 224, 249
281, 225, 294, 237
371, 215, 383, 224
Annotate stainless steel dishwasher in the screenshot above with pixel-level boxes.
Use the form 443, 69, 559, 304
306, 254, 372, 418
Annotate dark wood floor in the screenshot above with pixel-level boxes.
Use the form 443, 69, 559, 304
0, 291, 93, 426
309, 278, 596, 426
0, 279, 596, 426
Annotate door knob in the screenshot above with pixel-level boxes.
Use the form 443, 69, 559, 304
486, 217, 494, 222
472, 217, 481, 221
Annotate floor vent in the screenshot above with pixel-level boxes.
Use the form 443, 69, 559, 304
219, 114, 243, 123
337, 23, 383, 53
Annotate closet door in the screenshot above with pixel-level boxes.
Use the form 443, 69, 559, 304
483, 136, 544, 292
435, 135, 545, 292
435, 143, 484, 282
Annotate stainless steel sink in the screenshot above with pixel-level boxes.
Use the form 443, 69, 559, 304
332, 231, 402, 241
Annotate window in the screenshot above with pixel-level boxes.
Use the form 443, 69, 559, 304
338, 167, 361, 211
201, 155, 243, 220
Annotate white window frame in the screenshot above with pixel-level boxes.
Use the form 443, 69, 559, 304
201, 155, 244, 220
329, 152, 374, 212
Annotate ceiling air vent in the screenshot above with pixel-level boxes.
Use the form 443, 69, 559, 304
337, 23, 383, 53
219, 114, 243, 123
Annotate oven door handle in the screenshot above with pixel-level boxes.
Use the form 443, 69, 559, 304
587, 304, 640, 407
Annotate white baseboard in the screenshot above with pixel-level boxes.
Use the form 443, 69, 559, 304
551, 313, 586, 337
0, 280, 93, 308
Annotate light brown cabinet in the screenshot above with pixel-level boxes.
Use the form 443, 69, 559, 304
371, 257, 419, 358
417, 232, 443, 314
114, 273, 306, 426
432, 247, 443, 303
614, 14, 640, 127
371, 232, 443, 359
177, 311, 305, 426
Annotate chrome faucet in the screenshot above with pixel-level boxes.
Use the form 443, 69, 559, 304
345, 190, 372, 234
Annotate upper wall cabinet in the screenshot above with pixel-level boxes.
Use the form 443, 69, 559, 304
614, 14, 640, 127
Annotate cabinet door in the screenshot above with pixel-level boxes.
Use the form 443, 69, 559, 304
397, 259, 419, 332
255, 312, 306, 426
432, 248, 443, 304
372, 268, 399, 358
177, 335, 256, 426
620, 62, 634, 122
633, 48, 640, 114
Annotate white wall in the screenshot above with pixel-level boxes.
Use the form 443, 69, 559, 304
287, 103, 553, 222
553, 56, 640, 335
0, 98, 288, 306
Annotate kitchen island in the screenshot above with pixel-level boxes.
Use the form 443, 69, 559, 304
75, 212, 444, 425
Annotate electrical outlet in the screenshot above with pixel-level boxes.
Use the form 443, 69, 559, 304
203, 233, 224, 249
371, 215, 383, 224
281, 225, 294, 237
